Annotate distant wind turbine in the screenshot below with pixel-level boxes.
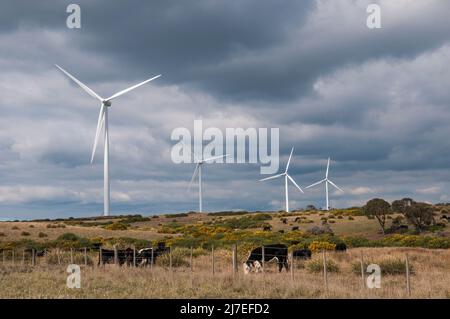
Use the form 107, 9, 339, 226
187, 146, 230, 213
259, 147, 304, 212
306, 157, 343, 211
55, 65, 161, 216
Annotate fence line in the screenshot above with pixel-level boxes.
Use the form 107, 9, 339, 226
0, 246, 421, 297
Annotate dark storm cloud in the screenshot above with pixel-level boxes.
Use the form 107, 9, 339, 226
1, 0, 450, 219
2, 1, 450, 102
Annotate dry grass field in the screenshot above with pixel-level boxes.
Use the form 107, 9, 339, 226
0, 247, 449, 298
1, 209, 449, 298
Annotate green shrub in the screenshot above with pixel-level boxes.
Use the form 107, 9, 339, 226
38, 232, 48, 238
164, 213, 189, 218
55, 233, 92, 248
348, 216, 354, 220
29, 225, 35, 228
208, 211, 252, 217
104, 223, 128, 230
46, 223, 66, 229
306, 258, 339, 273
21, 231, 30, 236
212, 214, 272, 230
0, 232, 6, 237
12, 226, 19, 230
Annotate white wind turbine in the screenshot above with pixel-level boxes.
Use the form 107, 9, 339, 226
306, 157, 343, 211
187, 148, 230, 213
259, 147, 304, 212
55, 65, 161, 216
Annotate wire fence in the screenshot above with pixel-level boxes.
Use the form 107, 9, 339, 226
0, 245, 416, 296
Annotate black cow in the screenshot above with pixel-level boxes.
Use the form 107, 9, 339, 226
136, 245, 170, 266
98, 248, 133, 266
243, 244, 289, 274
292, 248, 312, 259
335, 243, 347, 252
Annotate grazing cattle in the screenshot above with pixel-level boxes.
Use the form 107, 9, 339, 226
243, 244, 289, 274
335, 243, 347, 252
292, 248, 312, 260
262, 225, 272, 231
24, 248, 46, 257
98, 242, 169, 266
98, 247, 133, 266
136, 243, 170, 266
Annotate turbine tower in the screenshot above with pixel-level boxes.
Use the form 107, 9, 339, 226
305, 157, 343, 211
188, 147, 229, 212
259, 147, 304, 212
55, 65, 161, 216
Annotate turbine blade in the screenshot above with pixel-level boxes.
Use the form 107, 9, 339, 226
188, 163, 200, 190
203, 154, 230, 162
55, 65, 103, 101
259, 173, 284, 182
90, 104, 105, 163
305, 179, 326, 189
328, 180, 343, 192
285, 147, 294, 173
287, 174, 304, 193
106, 74, 161, 101
326, 157, 330, 178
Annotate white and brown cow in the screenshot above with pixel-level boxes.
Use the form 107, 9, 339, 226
243, 244, 289, 274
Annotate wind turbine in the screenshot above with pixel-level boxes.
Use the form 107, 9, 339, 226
187, 147, 230, 213
305, 157, 343, 211
55, 65, 161, 216
259, 147, 304, 212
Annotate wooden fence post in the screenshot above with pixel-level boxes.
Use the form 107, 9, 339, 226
32, 249, 35, 267
84, 247, 88, 266
190, 246, 193, 272
360, 250, 365, 289
232, 245, 237, 275
169, 246, 172, 272
322, 250, 328, 292
290, 252, 294, 283
99, 247, 103, 267
261, 245, 265, 273
57, 248, 61, 265
151, 246, 154, 271
211, 245, 215, 275
290, 251, 295, 283
114, 245, 118, 266
405, 253, 411, 297
70, 248, 74, 264
132, 246, 136, 267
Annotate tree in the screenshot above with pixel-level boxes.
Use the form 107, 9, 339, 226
392, 198, 434, 231
364, 198, 391, 234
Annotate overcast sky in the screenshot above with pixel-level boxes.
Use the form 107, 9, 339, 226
1, 0, 450, 219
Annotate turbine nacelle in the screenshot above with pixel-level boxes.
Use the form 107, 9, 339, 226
55, 64, 161, 216
259, 147, 303, 212
305, 157, 343, 211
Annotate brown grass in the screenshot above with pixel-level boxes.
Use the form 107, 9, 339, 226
0, 247, 448, 298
